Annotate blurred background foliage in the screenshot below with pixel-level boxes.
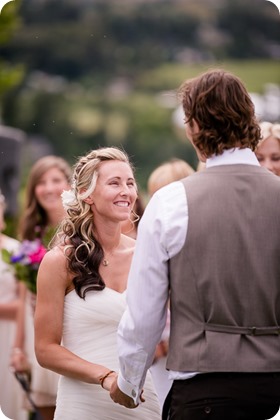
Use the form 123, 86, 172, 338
0, 0, 24, 106
0, 0, 279, 195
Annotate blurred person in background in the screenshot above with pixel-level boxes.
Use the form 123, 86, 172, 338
147, 158, 194, 196
0, 190, 28, 420
255, 121, 280, 176
10, 155, 71, 420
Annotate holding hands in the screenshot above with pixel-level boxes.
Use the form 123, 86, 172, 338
110, 375, 144, 409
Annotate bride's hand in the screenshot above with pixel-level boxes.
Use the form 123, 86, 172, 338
140, 389, 145, 403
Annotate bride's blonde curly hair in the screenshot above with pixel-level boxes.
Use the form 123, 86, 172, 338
57, 147, 135, 298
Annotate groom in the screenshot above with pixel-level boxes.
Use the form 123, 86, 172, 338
110, 69, 280, 419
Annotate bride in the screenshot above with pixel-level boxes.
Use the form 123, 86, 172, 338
34, 147, 161, 419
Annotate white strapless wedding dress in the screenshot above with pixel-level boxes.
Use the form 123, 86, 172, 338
55, 287, 161, 420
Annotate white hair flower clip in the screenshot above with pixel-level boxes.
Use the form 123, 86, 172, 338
61, 189, 76, 210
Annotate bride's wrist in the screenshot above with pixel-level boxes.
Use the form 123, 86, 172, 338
101, 371, 117, 391
99, 370, 117, 391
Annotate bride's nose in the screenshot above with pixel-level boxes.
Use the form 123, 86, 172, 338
120, 184, 130, 196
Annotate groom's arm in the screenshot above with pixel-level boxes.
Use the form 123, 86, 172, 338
111, 184, 187, 406
116, 194, 170, 403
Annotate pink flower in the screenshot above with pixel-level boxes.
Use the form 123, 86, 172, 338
29, 244, 47, 264
2, 238, 48, 294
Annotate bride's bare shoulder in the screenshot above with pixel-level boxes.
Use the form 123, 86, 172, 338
41, 244, 69, 267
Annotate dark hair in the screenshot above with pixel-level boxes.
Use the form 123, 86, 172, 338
134, 196, 145, 228
178, 69, 261, 158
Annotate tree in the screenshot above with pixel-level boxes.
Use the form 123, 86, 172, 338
0, 0, 24, 120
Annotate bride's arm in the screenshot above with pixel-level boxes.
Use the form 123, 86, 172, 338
34, 247, 114, 385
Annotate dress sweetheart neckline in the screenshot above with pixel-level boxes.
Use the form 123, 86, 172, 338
106, 287, 126, 295
66, 287, 126, 297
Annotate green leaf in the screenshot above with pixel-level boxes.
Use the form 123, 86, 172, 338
1, 248, 12, 264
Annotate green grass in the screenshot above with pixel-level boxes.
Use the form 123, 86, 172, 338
137, 59, 280, 93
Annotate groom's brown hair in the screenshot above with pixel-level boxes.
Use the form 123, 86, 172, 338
178, 69, 261, 158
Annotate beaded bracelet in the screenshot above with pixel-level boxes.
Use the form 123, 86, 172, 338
99, 370, 115, 389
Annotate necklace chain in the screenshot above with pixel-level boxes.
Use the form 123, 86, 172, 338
102, 243, 120, 267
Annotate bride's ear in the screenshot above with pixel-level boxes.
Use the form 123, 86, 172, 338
84, 196, 94, 205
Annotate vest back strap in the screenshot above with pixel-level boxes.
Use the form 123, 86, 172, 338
204, 323, 280, 336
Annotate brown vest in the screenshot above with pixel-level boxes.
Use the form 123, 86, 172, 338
167, 164, 280, 373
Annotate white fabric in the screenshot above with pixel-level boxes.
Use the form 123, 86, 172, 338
117, 148, 261, 402
0, 236, 28, 420
206, 147, 260, 168
55, 287, 160, 419
149, 310, 172, 408
149, 357, 172, 409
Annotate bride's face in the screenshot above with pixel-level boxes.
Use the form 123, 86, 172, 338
90, 160, 137, 223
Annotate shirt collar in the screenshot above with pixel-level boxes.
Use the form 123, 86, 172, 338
206, 148, 260, 168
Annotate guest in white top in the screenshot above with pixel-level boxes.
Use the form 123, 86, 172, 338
0, 191, 28, 420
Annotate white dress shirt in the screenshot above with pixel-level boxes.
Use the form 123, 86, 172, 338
117, 148, 260, 403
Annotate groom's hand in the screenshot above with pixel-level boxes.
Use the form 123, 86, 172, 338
110, 376, 138, 409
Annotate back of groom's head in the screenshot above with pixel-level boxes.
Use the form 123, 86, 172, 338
178, 69, 261, 158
